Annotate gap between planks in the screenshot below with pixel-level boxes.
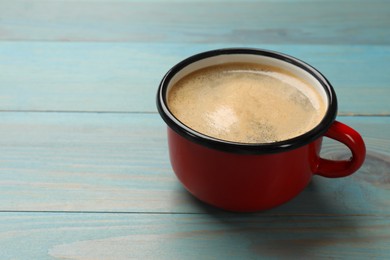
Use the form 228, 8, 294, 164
0, 110, 389, 117
0, 210, 389, 218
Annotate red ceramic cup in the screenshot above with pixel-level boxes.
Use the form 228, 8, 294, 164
157, 48, 366, 212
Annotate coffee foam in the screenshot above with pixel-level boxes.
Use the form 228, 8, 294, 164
168, 62, 327, 143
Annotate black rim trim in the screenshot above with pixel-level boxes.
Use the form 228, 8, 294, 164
156, 48, 337, 154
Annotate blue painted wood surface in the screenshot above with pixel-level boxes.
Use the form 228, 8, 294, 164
0, 0, 389, 259
1, 213, 389, 259
1, 43, 389, 114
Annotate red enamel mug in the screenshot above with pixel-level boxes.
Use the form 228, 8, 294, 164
157, 48, 366, 212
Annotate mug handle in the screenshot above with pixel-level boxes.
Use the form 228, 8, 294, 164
316, 121, 366, 178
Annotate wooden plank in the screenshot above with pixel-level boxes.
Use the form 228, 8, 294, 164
0, 1, 389, 44
0, 112, 388, 214
0, 212, 389, 259
1, 43, 389, 114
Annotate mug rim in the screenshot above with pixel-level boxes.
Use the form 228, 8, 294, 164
156, 48, 337, 154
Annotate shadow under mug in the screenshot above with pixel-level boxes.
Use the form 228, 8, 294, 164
157, 48, 366, 212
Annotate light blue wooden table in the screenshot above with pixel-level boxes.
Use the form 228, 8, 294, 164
0, 0, 389, 259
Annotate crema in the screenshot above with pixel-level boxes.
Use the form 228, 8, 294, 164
168, 62, 326, 143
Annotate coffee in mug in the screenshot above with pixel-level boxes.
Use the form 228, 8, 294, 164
167, 62, 326, 143
157, 48, 366, 212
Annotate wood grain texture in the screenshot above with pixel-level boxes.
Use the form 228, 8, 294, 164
0, 113, 388, 215
1, 43, 389, 114
0, 212, 389, 259
1, 1, 389, 258
0, 1, 389, 44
